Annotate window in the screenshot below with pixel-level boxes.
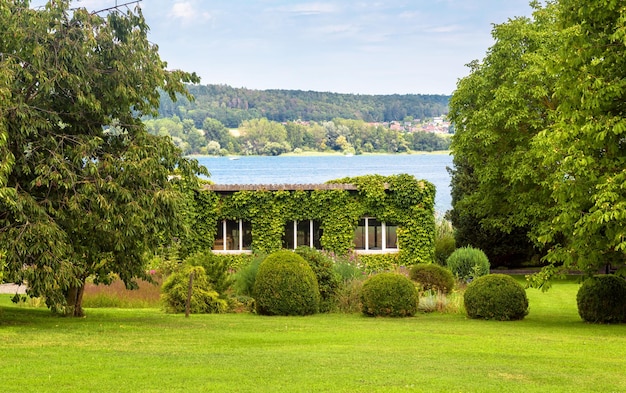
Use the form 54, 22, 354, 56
282, 220, 322, 249
354, 217, 398, 252
213, 219, 252, 252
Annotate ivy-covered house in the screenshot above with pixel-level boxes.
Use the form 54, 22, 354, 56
192, 174, 436, 265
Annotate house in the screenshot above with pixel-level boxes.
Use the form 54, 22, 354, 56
194, 175, 436, 265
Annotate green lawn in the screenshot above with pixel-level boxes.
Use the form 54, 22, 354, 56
1, 278, 625, 392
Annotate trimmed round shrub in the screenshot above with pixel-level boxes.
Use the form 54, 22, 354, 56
446, 246, 490, 281
295, 247, 341, 313
360, 273, 418, 317
464, 274, 528, 321
409, 264, 455, 294
253, 250, 320, 316
577, 275, 626, 323
161, 266, 227, 314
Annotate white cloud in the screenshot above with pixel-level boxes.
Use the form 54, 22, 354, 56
170, 1, 211, 25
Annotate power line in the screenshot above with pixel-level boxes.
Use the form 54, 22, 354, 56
91, 0, 142, 14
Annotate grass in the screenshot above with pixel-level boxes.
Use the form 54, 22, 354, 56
1, 277, 626, 392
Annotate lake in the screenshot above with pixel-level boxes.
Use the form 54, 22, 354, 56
194, 154, 454, 214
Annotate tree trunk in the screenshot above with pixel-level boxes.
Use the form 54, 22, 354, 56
65, 282, 86, 317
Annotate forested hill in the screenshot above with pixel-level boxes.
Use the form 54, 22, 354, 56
158, 84, 450, 128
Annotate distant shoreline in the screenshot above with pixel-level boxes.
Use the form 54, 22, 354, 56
188, 150, 452, 159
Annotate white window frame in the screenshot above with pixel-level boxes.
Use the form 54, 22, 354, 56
355, 217, 399, 254
213, 219, 252, 254
285, 219, 321, 249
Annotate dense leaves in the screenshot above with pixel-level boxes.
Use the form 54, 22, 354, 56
448, 2, 559, 267
253, 250, 320, 316
360, 273, 418, 317
409, 264, 455, 294
464, 274, 529, 321
0, 1, 205, 315
145, 115, 450, 156
158, 84, 450, 127
449, 0, 626, 280
576, 275, 626, 324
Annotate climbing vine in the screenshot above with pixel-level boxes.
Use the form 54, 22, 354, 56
190, 174, 436, 265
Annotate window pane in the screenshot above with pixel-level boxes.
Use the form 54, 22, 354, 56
226, 220, 239, 250
283, 221, 295, 249
386, 224, 398, 249
212, 220, 224, 251
368, 218, 382, 250
354, 218, 366, 250
312, 221, 322, 249
242, 221, 252, 250
296, 220, 311, 247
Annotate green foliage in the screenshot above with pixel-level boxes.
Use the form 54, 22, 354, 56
464, 274, 528, 321
447, 3, 558, 268
161, 266, 227, 314
158, 84, 449, 127
434, 217, 456, 265
530, 0, 626, 278
184, 251, 233, 296
335, 278, 365, 314
212, 253, 254, 272
0, 1, 205, 316
576, 276, 626, 324
449, 0, 626, 279
360, 273, 418, 317
294, 247, 341, 313
359, 254, 399, 274
233, 254, 265, 297
193, 174, 435, 266
332, 252, 365, 282
253, 250, 320, 316
409, 264, 455, 294
446, 247, 490, 281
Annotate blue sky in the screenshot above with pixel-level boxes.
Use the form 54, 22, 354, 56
32, 0, 536, 94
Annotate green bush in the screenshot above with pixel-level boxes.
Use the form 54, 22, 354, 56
253, 250, 320, 316
233, 254, 265, 297
161, 266, 227, 314
360, 273, 418, 317
409, 264, 455, 294
335, 278, 365, 314
434, 218, 456, 265
359, 253, 399, 274
464, 274, 528, 321
577, 275, 626, 323
185, 251, 233, 296
295, 247, 341, 313
446, 246, 490, 281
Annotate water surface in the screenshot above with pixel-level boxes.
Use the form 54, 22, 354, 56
195, 154, 453, 213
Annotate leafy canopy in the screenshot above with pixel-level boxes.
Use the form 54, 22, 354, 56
0, 0, 206, 315
449, 0, 626, 283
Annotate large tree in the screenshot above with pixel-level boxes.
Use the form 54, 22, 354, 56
448, 2, 560, 266
0, 0, 206, 316
530, 0, 626, 279
450, 0, 626, 279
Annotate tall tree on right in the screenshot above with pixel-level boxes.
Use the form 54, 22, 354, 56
448, 2, 560, 266
531, 0, 626, 278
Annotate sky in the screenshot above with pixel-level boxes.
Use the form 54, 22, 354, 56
30, 0, 537, 95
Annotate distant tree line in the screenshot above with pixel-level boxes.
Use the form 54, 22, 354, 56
144, 116, 451, 156
157, 84, 450, 128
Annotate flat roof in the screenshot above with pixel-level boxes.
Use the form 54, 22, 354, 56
202, 183, 362, 192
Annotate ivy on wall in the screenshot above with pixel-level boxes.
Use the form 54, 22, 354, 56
190, 174, 436, 266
